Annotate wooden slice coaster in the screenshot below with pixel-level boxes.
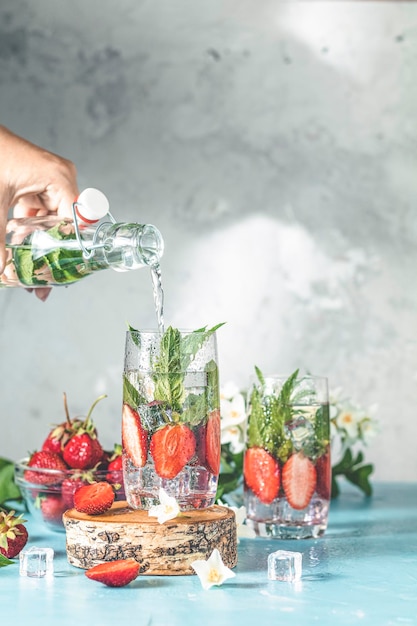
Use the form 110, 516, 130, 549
63, 501, 237, 576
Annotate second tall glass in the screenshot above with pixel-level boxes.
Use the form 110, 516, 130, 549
243, 371, 331, 539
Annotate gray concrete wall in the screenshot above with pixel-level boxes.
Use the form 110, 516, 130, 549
0, 1, 416, 482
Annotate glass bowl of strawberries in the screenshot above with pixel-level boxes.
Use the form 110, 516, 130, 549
14, 393, 125, 532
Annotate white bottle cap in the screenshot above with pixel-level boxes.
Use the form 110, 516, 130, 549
75, 188, 110, 223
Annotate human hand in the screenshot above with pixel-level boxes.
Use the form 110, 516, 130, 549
0, 125, 79, 300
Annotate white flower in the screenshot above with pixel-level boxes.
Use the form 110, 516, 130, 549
220, 392, 247, 428
220, 381, 241, 401
359, 417, 378, 444
220, 388, 247, 452
335, 406, 361, 439
225, 505, 256, 542
191, 548, 236, 590
221, 425, 246, 454
148, 488, 180, 524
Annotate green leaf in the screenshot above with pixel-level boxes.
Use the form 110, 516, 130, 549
216, 448, 244, 501
331, 475, 340, 498
331, 447, 374, 498
153, 324, 224, 412
332, 448, 354, 475
13, 246, 35, 286
247, 367, 299, 460
127, 325, 141, 348
278, 368, 299, 407
0, 554, 14, 568
181, 393, 208, 426
0, 459, 21, 505
345, 464, 374, 497
123, 374, 145, 409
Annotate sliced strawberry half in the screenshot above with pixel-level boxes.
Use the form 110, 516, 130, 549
85, 558, 140, 587
243, 446, 280, 505
73, 481, 115, 515
205, 409, 221, 475
282, 452, 317, 510
150, 423, 196, 480
122, 404, 148, 467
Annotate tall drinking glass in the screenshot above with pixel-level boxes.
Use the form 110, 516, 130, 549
243, 372, 330, 539
122, 327, 221, 510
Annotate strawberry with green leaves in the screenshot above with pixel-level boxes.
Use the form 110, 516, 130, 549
0, 510, 28, 559
41, 392, 83, 455
86, 558, 140, 587
63, 395, 106, 470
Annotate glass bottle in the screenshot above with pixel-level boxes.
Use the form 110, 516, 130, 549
0, 188, 164, 289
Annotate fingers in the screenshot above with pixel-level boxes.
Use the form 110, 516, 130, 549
0, 195, 9, 275
34, 287, 51, 302
12, 202, 49, 218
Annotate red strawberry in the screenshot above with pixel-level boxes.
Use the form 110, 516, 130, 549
41, 392, 83, 456
63, 433, 103, 470
243, 446, 280, 505
106, 444, 123, 484
61, 475, 91, 508
122, 404, 148, 468
205, 410, 221, 475
23, 450, 68, 485
315, 451, 331, 500
62, 395, 106, 470
150, 423, 196, 480
73, 481, 115, 515
85, 558, 140, 587
39, 494, 67, 525
282, 452, 317, 510
0, 510, 28, 558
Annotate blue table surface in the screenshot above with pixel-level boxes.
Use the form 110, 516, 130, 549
2, 482, 417, 626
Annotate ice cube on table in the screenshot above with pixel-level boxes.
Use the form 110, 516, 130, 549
268, 550, 302, 582
19, 546, 54, 578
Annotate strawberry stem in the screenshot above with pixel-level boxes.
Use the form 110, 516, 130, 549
85, 394, 107, 424
63, 391, 72, 426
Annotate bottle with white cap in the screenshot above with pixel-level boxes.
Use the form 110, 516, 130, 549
0, 188, 164, 289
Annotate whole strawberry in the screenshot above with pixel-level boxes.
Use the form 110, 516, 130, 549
39, 495, 67, 525
61, 469, 97, 508
42, 392, 83, 456
63, 395, 106, 470
0, 510, 28, 558
106, 444, 123, 484
64, 434, 103, 470
24, 450, 68, 485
